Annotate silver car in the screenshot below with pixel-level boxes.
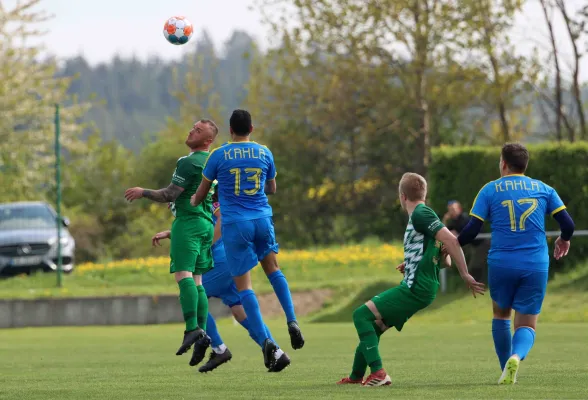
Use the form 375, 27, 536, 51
0, 201, 75, 276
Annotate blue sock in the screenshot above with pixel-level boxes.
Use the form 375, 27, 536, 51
238, 318, 275, 348
264, 324, 275, 343
239, 317, 250, 331
492, 319, 512, 370
512, 327, 536, 361
268, 270, 296, 322
238, 317, 260, 347
239, 289, 269, 347
206, 313, 223, 348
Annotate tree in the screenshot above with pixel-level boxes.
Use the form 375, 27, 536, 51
218, 31, 259, 110
255, 0, 491, 177
162, 51, 225, 148
539, 0, 564, 141
62, 134, 139, 261
556, 0, 586, 140
461, 0, 537, 143
0, 0, 89, 202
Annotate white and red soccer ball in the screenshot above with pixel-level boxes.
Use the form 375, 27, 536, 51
163, 16, 194, 45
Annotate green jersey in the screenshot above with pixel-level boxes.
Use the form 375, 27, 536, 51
170, 151, 212, 221
402, 203, 445, 300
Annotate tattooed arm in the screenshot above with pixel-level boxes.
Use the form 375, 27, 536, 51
124, 184, 184, 203
142, 184, 184, 203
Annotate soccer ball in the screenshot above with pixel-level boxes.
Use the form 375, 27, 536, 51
163, 16, 194, 45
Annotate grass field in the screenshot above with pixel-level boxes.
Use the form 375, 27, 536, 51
1, 320, 587, 400
3, 245, 588, 399
3, 246, 588, 399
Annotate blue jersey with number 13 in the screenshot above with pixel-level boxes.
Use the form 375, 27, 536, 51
470, 174, 565, 270
202, 141, 276, 224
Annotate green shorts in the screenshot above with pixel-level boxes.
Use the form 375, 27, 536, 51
169, 217, 214, 275
371, 283, 434, 332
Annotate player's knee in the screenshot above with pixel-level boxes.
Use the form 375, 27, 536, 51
515, 325, 536, 331
233, 273, 252, 292
261, 253, 279, 275
492, 302, 511, 319
352, 307, 361, 321
513, 309, 539, 329
352, 306, 368, 325
514, 316, 538, 330
174, 271, 192, 283
493, 311, 510, 320
230, 305, 247, 322
262, 264, 279, 276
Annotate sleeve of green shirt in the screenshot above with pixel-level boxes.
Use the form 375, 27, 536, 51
412, 205, 445, 239
171, 157, 201, 188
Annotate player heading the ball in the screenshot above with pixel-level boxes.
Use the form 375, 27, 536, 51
125, 119, 219, 368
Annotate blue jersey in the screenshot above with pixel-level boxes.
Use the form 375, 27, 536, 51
470, 174, 565, 270
202, 201, 229, 284
202, 141, 276, 224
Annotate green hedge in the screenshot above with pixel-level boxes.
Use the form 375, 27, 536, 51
429, 142, 588, 271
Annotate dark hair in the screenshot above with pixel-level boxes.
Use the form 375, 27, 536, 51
229, 109, 252, 136
501, 143, 529, 173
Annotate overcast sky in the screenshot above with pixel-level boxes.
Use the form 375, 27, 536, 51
4, 0, 587, 81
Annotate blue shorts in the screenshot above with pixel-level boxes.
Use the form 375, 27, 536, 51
203, 263, 241, 308
221, 217, 280, 277
488, 265, 549, 315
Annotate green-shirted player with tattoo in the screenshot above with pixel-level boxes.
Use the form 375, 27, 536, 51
337, 172, 486, 387
124, 119, 219, 367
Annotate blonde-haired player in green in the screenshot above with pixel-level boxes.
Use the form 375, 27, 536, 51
337, 172, 486, 387
125, 119, 219, 367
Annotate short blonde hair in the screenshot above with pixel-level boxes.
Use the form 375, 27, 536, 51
200, 119, 219, 137
399, 173, 427, 201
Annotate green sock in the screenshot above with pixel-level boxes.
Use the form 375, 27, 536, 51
350, 322, 384, 379
350, 321, 384, 379
353, 304, 383, 373
350, 345, 366, 380
196, 285, 208, 331
178, 277, 199, 331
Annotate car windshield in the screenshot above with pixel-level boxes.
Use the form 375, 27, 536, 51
0, 205, 56, 231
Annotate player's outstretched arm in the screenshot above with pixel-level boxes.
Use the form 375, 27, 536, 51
143, 184, 184, 203
124, 184, 184, 203
436, 227, 485, 297
190, 179, 213, 207
553, 209, 575, 260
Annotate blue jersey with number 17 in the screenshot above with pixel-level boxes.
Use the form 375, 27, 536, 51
470, 174, 566, 271
202, 141, 276, 224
